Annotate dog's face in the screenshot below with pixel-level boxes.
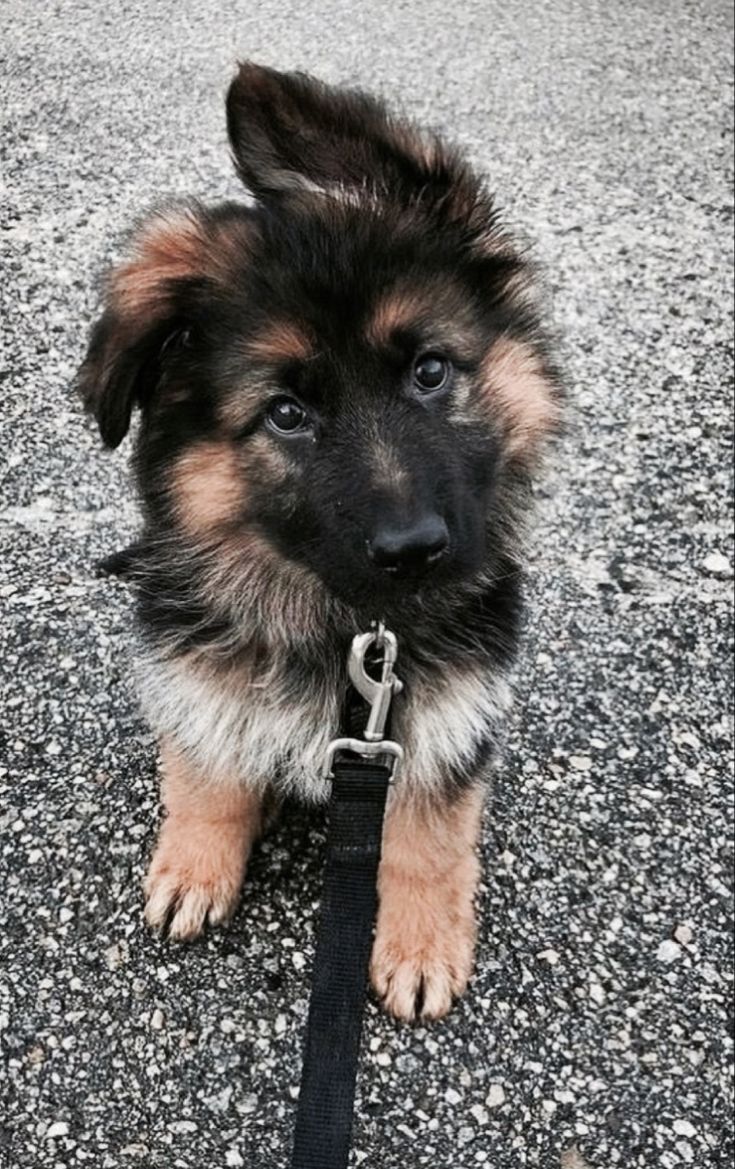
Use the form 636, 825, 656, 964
79, 65, 559, 625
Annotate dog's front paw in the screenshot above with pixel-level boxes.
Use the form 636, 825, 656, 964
143, 746, 263, 942
370, 906, 476, 1022
144, 822, 247, 941
370, 788, 483, 1023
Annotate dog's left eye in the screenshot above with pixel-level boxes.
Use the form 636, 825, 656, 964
266, 397, 309, 434
413, 353, 451, 393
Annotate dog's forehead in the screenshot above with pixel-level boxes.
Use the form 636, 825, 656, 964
247, 200, 478, 351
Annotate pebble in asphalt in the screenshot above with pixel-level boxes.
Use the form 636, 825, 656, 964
1, 1, 733, 1166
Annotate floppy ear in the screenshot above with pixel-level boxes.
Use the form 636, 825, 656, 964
77, 207, 216, 448
226, 63, 494, 235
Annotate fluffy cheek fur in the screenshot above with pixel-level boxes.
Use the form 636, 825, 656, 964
164, 436, 338, 645
169, 439, 247, 537
480, 336, 561, 463
168, 433, 296, 540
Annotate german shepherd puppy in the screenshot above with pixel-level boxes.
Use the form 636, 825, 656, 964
77, 64, 560, 1022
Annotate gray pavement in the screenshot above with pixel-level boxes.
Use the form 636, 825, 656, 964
1, 1, 733, 1166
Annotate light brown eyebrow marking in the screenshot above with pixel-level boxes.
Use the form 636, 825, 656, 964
366, 280, 482, 355
244, 321, 314, 364
367, 288, 433, 346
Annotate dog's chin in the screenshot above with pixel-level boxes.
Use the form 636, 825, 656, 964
315, 556, 476, 616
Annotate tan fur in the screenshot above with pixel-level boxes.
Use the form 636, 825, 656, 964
211, 214, 253, 262
168, 432, 291, 577
110, 208, 251, 326
370, 785, 484, 1022
367, 287, 434, 347
481, 336, 560, 460
161, 437, 337, 652
112, 210, 212, 322
194, 533, 340, 648
170, 440, 244, 535
166, 439, 315, 642
245, 321, 314, 363
144, 741, 262, 941
367, 280, 482, 357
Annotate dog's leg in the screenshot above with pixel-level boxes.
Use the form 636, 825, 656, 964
144, 741, 262, 941
371, 783, 484, 1022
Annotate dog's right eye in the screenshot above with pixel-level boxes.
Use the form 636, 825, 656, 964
266, 396, 309, 435
413, 353, 452, 394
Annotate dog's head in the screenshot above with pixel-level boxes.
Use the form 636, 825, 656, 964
78, 65, 560, 626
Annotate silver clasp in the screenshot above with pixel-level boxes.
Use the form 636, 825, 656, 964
323, 623, 404, 780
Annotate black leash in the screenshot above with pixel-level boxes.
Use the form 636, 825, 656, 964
290, 627, 404, 1169
290, 760, 391, 1167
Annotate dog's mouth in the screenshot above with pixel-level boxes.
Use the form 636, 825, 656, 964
374, 556, 446, 582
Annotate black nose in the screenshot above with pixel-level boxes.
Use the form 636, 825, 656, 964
368, 514, 449, 576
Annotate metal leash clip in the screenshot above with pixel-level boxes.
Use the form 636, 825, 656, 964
323, 623, 404, 781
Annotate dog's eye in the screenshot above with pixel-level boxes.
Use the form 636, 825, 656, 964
266, 396, 309, 434
413, 353, 451, 393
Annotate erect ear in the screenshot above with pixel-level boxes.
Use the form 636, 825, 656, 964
226, 63, 494, 235
77, 206, 222, 448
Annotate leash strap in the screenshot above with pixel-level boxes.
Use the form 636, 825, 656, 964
290, 759, 391, 1169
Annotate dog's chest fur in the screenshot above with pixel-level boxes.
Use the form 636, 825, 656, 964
138, 637, 513, 802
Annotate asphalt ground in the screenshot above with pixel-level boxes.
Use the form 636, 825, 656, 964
1, 1, 733, 1166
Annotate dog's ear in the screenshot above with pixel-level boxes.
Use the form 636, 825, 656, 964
226, 63, 493, 233
77, 207, 217, 448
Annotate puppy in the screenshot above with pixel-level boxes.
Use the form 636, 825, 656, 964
77, 64, 561, 1022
